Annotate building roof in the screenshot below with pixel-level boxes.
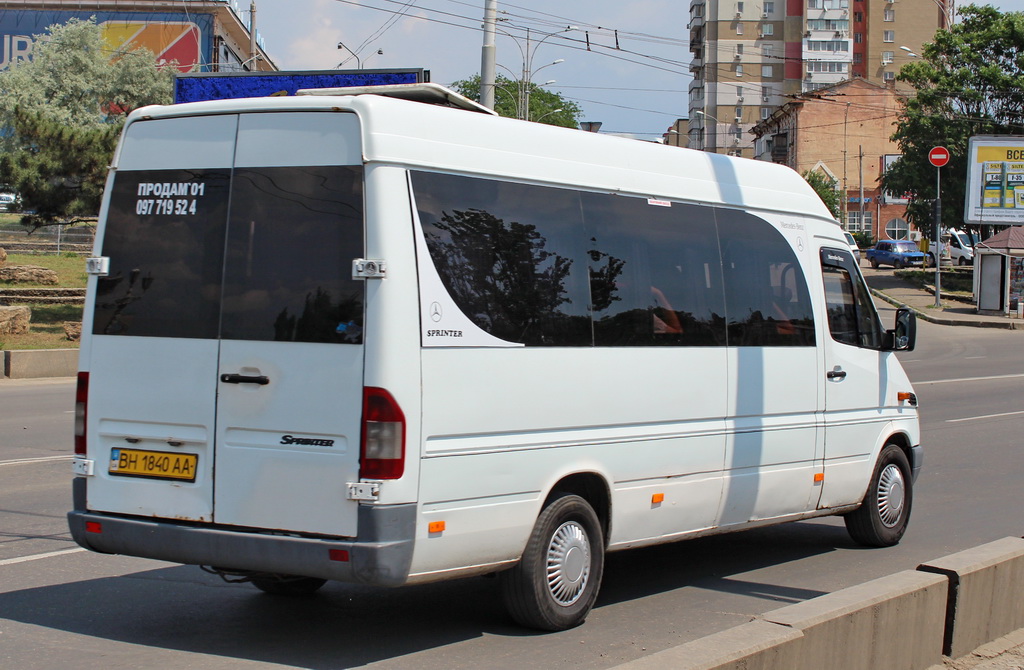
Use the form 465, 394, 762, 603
979, 226, 1024, 252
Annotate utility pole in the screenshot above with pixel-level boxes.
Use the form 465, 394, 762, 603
249, 1, 257, 63
480, 0, 497, 109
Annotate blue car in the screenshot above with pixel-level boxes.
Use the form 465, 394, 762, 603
865, 240, 927, 269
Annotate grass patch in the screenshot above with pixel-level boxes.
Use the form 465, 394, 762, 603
0, 303, 82, 350
3, 252, 88, 287
894, 268, 973, 294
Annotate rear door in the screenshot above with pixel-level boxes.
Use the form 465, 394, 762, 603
87, 111, 366, 537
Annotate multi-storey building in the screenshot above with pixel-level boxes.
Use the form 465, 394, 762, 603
687, 0, 949, 157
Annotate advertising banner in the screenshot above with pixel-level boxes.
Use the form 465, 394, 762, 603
965, 135, 1024, 225
174, 70, 429, 103
0, 11, 213, 72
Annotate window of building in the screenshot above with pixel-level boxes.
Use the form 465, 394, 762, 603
737, 43, 745, 55
762, 85, 771, 100
806, 19, 850, 30
808, 40, 849, 51
763, 44, 774, 58
854, 11, 863, 21
761, 23, 774, 35
737, 1, 745, 12
853, 53, 862, 64
885, 217, 909, 239
736, 106, 744, 119
764, 1, 775, 12
808, 0, 821, 8
854, 32, 864, 43
761, 106, 771, 119
883, 71, 896, 82
806, 61, 849, 73
883, 30, 895, 42
737, 22, 745, 34
762, 64, 774, 77
846, 210, 873, 232
882, 50, 894, 64
736, 64, 744, 76
884, 7, 895, 20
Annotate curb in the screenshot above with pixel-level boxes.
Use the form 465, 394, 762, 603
1, 348, 78, 379
870, 289, 1024, 330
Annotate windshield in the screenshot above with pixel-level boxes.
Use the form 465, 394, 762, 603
893, 242, 919, 253
955, 232, 973, 248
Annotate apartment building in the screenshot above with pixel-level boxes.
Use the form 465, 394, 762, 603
687, 0, 948, 157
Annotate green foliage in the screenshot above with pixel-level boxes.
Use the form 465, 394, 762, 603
885, 5, 1024, 237
802, 170, 842, 219
452, 74, 582, 128
853, 231, 874, 249
0, 18, 176, 229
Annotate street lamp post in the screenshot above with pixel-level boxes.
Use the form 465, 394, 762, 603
492, 25, 574, 120
336, 41, 360, 69
694, 109, 725, 152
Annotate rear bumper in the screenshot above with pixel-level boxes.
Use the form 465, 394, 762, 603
68, 477, 416, 586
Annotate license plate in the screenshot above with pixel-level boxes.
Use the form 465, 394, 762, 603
109, 448, 198, 482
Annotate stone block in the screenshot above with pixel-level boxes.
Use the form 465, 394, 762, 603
918, 536, 1024, 658
614, 620, 803, 670
760, 570, 947, 670
0, 305, 30, 335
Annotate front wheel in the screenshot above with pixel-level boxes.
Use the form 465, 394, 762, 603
870, 259, 880, 269
500, 494, 605, 631
959, 257, 968, 267
845, 444, 913, 547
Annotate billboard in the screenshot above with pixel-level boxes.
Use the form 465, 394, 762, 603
965, 135, 1024, 225
0, 10, 212, 72
174, 69, 430, 103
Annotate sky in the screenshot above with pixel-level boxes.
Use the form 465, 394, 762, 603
252, 0, 1024, 141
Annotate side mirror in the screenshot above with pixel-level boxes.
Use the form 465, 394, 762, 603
887, 307, 916, 351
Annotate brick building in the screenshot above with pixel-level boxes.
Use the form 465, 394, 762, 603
750, 77, 912, 242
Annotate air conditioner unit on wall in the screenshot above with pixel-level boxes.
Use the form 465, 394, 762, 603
762, 12, 769, 18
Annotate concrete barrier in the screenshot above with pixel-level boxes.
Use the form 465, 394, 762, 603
2, 348, 78, 379
918, 536, 1024, 659
760, 570, 947, 670
615, 620, 804, 670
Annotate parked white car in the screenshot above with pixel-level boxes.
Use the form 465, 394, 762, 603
0, 192, 17, 212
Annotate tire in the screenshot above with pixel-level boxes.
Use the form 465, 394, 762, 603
845, 444, 913, 547
251, 574, 327, 596
500, 494, 605, 631
926, 253, 936, 268
870, 259, 879, 269
958, 257, 968, 267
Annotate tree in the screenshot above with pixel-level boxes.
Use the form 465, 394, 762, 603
451, 74, 582, 128
0, 17, 176, 229
802, 170, 841, 219
884, 5, 1024, 238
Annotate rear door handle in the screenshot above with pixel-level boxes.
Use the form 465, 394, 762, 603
827, 369, 847, 380
220, 373, 270, 385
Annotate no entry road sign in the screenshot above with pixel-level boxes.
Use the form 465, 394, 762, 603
929, 146, 950, 167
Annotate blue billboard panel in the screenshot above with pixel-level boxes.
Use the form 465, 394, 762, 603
174, 69, 429, 103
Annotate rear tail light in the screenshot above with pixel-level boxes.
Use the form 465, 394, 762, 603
360, 387, 405, 479
74, 372, 89, 456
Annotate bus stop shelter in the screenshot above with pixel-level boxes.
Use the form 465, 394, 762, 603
974, 226, 1024, 315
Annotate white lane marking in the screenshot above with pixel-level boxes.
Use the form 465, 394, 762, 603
914, 373, 1024, 385
947, 410, 1024, 423
0, 548, 85, 567
0, 455, 74, 467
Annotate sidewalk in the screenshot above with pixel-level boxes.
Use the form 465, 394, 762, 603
863, 267, 1024, 330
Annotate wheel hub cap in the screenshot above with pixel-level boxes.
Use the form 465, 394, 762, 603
877, 463, 906, 528
546, 521, 591, 606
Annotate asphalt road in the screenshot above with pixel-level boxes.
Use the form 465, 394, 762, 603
2, 317, 1023, 669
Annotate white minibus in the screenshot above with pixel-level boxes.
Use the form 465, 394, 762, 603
69, 84, 920, 631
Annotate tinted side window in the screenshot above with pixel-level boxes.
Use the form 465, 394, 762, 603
94, 169, 230, 337
821, 247, 883, 348
582, 194, 726, 346
718, 210, 816, 346
413, 171, 591, 346
220, 166, 365, 343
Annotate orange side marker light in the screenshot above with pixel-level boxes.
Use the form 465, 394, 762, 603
428, 521, 446, 534
814, 473, 825, 483
651, 493, 665, 504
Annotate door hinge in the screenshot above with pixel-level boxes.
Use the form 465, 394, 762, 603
352, 259, 387, 279
72, 457, 95, 476
86, 257, 110, 276
347, 481, 382, 501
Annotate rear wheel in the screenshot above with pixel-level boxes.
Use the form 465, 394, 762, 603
251, 574, 327, 596
500, 494, 604, 631
845, 444, 913, 547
